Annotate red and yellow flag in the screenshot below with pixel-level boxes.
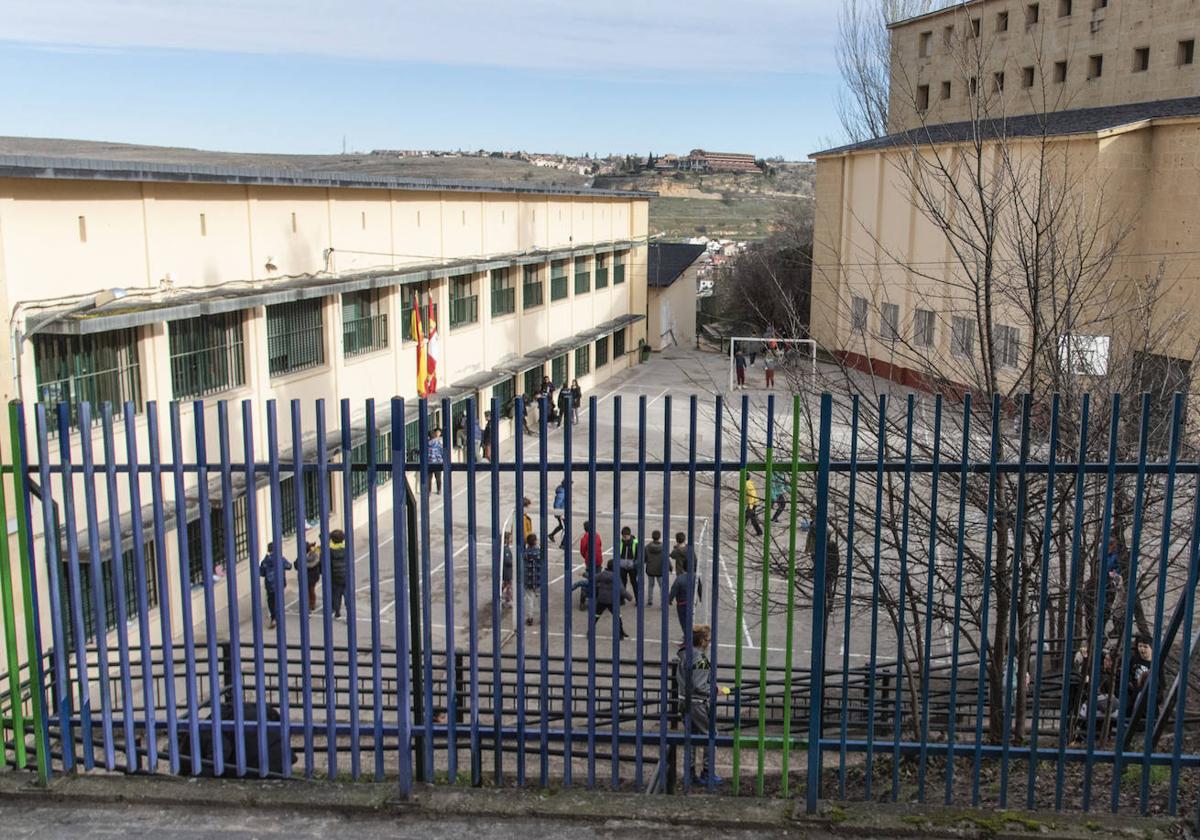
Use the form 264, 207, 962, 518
413, 291, 429, 398
425, 292, 439, 395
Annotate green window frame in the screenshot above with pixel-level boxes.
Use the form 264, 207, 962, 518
267, 299, 325, 377
595, 254, 609, 289
343, 290, 389, 358
523, 264, 544, 309
60, 539, 159, 642
613, 251, 627, 285
279, 469, 331, 537
574, 259, 590, 294
169, 312, 246, 399
596, 335, 609, 367
33, 328, 143, 417
575, 345, 590, 376
449, 275, 479, 328
186, 495, 249, 586
613, 328, 626, 358
491, 268, 516, 317
550, 260, 569, 301
523, 366, 543, 399
401, 288, 439, 343
551, 354, 568, 385
492, 378, 515, 419
349, 430, 393, 498
404, 408, 443, 459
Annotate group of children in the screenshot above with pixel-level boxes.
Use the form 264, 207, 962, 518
258, 529, 350, 629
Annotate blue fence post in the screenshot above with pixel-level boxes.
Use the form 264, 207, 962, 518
971, 395, 1003, 805
891, 396, 916, 802
805, 393, 833, 815
390, 398, 414, 797
289, 400, 315, 778
463, 398, 483, 787
365, 399, 385, 781
438, 396, 457, 784
240, 401, 269, 777
339, 399, 362, 780
865, 394, 887, 799
706, 395, 723, 794
944, 393, 972, 804
167, 402, 201, 774
216, 401, 247, 778
191, 402, 225, 778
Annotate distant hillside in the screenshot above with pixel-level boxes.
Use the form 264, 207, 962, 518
0, 137, 593, 188
595, 163, 814, 240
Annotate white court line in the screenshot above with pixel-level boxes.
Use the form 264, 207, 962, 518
719, 550, 755, 648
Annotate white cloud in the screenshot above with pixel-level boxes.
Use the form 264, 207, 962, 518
3, 0, 840, 74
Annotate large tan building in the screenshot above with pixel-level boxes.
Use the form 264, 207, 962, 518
811, 0, 1200, 388
0, 148, 650, 675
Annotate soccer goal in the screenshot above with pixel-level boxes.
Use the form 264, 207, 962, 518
728, 336, 817, 392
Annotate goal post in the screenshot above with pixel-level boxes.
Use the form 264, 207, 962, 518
728, 336, 817, 391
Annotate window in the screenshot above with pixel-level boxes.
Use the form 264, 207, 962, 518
969, 75, 979, 96
913, 308, 935, 348
449, 274, 479, 328
1088, 54, 1103, 79
199, 213, 207, 236
1058, 0, 1071, 17
917, 84, 930, 111
60, 540, 159, 642
850, 296, 868, 331
595, 254, 609, 288
595, 336, 609, 367
951, 316, 976, 358
523, 366, 543, 399
1094, 0, 1107, 8
550, 260, 569, 301
523, 264, 544, 309
77, 216, 87, 243
401, 287, 437, 343
971, 17, 981, 37
169, 312, 246, 399
575, 345, 590, 376
266, 299, 325, 376
1054, 60, 1068, 83
342, 289, 388, 357
943, 25, 954, 46
574, 259, 591, 294
613, 328, 626, 358
491, 268, 516, 317
492, 378, 515, 419
186, 498, 249, 586
34, 329, 143, 417
941, 80, 952, 100
994, 71, 1006, 92
1180, 39, 1196, 66
278, 470, 329, 537
1134, 47, 1150, 72
880, 303, 900, 341
348, 429, 393, 498
997, 11, 1009, 31
995, 324, 1020, 368
1026, 3, 1040, 24
1022, 66, 1036, 87
552, 354, 567, 384
919, 31, 932, 57
613, 251, 626, 284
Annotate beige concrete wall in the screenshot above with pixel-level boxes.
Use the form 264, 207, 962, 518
648, 268, 700, 351
889, 0, 1200, 133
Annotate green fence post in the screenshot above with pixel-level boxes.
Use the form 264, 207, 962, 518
732, 469, 748, 794
0, 412, 25, 771
780, 396, 802, 796
756, 444, 773, 795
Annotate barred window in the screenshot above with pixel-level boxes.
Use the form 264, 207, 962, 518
449, 275, 479, 328
34, 328, 143, 418
523, 366, 543, 399
492, 377, 515, 419
60, 539, 159, 642
913, 308, 936, 348
491, 268, 516, 317
279, 469, 331, 537
613, 251, 627, 284
595, 254, 609, 289
574, 259, 590, 294
267, 299, 325, 376
995, 324, 1021, 368
169, 312, 246, 399
552, 353, 567, 384
403, 407, 443, 460
186, 496, 249, 586
951, 316, 976, 358
575, 345, 590, 376
613, 328, 626, 358
551, 260, 569, 301
349, 430, 393, 498
523, 264, 544, 309
595, 336, 609, 367
343, 290, 388, 357
880, 302, 900, 341
401, 287, 438, 343
850, 296, 868, 332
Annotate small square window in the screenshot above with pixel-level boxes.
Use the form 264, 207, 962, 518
1054, 60, 1068, 83
1180, 39, 1196, 66
969, 75, 979, 96
1022, 66, 1036, 87
1094, 0, 1107, 8
919, 31, 933, 57
916, 84, 930, 111
940, 80, 952, 100
971, 17, 981, 37
997, 11, 1009, 31
1088, 54, 1103, 79
1026, 3, 1040, 24
994, 71, 1006, 92
1134, 47, 1150, 72
943, 25, 954, 46
1058, 0, 1072, 16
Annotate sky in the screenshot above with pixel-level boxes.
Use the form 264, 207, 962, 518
0, 1, 846, 160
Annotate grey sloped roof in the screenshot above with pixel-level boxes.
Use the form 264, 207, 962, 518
812, 96, 1200, 157
648, 243, 706, 288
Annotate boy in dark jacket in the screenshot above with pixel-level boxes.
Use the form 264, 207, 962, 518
260, 543, 292, 629
644, 530, 665, 606
674, 624, 721, 785
593, 560, 631, 640
669, 563, 703, 636
549, 480, 568, 546
522, 533, 544, 626
329, 529, 349, 619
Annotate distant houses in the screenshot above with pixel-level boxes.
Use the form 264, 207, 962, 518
655, 149, 762, 174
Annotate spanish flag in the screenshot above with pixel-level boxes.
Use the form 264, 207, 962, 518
425, 292, 439, 395
413, 291, 429, 398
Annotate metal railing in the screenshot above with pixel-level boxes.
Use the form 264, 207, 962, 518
4, 392, 1200, 821
343, 314, 388, 358
449, 296, 478, 329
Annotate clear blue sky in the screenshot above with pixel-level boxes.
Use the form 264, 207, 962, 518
1, 1, 845, 160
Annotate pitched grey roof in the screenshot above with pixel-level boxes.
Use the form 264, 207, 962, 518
648, 243, 706, 288
812, 96, 1200, 157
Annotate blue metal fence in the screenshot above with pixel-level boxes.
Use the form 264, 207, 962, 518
4, 392, 1200, 818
